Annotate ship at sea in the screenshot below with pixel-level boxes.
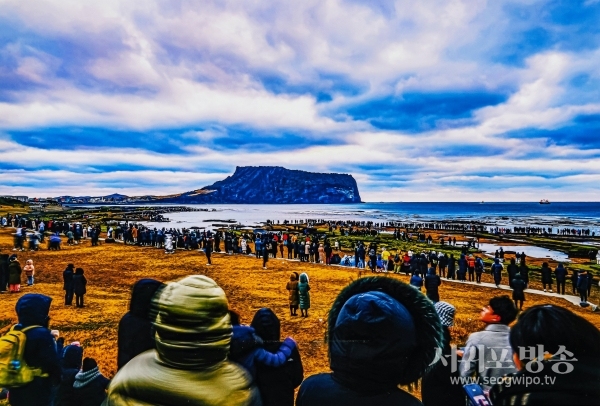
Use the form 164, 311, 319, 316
540, 199, 550, 204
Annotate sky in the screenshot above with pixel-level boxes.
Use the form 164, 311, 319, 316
1, 0, 600, 202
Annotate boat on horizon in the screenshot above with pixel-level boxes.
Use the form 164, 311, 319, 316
540, 199, 550, 204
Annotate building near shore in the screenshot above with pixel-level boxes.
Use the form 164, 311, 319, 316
0, 195, 28, 202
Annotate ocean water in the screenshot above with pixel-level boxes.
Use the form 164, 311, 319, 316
134, 202, 600, 232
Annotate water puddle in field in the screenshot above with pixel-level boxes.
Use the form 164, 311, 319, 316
476, 243, 570, 262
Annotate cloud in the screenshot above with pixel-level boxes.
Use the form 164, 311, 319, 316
0, 0, 599, 200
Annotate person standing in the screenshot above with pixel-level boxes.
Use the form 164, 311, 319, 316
286, 273, 299, 316
459, 296, 518, 392
491, 258, 503, 288
540, 262, 553, 292
63, 263, 75, 305
71, 357, 110, 405
73, 267, 87, 308
577, 270, 589, 304
424, 268, 441, 302
105, 275, 262, 405
24, 258, 35, 286
117, 279, 164, 370
204, 237, 213, 265
262, 240, 270, 269
7, 294, 62, 406
474, 256, 484, 283
554, 263, 567, 295
447, 254, 456, 280
8, 254, 22, 293
506, 258, 518, 288
511, 274, 526, 310
0, 253, 9, 292
318, 244, 325, 264
250, 308, 304, 406
421, 301, 465, 406
298, 273, 311, 318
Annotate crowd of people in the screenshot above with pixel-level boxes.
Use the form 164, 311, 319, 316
1, 274, 599, 406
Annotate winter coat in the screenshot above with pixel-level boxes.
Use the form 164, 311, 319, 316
9, 294, 61, 406
63, 266, 74, 291
490, 356, 600, 405
55, 345, 84, 406
421, 327, 465, 406
24, 260, 35, 277
424, 271, 441, 302
8, 259, 22, 284
286, 278, 299, 307
105, 275, 262, 406
229, 324, 296, 379
512, 277, 526, 301
410, 274, 423, 290
459, 324, 517, 392
554, 264, 567, 281
117, 279, 164, 370
577, 272, 590, 292
540, 264, 553, 284
73, 274, 87, 295
250, 308, 303, 406
298, 273, 310, 310
296, 277, 443, 406
72, 368, 110, 406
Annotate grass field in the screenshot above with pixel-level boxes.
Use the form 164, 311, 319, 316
1, 227, 599, 385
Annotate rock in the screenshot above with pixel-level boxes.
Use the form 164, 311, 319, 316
167, 166, 362, 204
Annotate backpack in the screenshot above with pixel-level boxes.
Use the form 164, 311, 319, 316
0, 325, 48, 387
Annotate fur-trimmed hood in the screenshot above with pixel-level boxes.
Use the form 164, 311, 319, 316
326, 277, 443, 391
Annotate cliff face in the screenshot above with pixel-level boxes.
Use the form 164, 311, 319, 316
172, 166, 362, 204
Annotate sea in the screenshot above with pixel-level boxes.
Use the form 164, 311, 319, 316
129, 202, 600, 234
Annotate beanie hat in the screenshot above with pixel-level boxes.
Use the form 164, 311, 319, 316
81, 357, 97, 372
434, 301, 456, 327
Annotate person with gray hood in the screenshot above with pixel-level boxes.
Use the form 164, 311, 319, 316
296, 277, 443, 406
104, 275, 262, 406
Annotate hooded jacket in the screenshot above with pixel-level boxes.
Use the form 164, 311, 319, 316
56, 345, 84, 406
105, 275, 262, 406
250, 308, 303, 406
8, 256, 21, 284
540, 263, 553, 284
63, 265, 74, 291
296, 277, 443, 406
298, 273, 310, 310
10, 294, 61, 406
117, 279, 164, 370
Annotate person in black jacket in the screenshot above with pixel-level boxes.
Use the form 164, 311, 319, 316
250, 308, 303, 406
506, 258, 518, 289
8, 294, 62, 406
425, 268, 441, 302
421, 301, 465, 406
0, 253, 9, 292
55, 344, 83, 406
204, 237, 213, 265
554, 263, 567, 295
63, 264, 75, 305
511, 274, 526, 311
72, 357, 110, 406
447, 254, 456, 280
117, 279, 164, 370
577, 270, 590, 304
540, 262, 553, 292
73, 267, 87, 308
296, 277, 443, 406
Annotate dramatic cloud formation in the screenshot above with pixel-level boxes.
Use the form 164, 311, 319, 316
1, 0, 599, 201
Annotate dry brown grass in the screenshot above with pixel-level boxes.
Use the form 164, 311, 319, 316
1, 228, 598, 382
